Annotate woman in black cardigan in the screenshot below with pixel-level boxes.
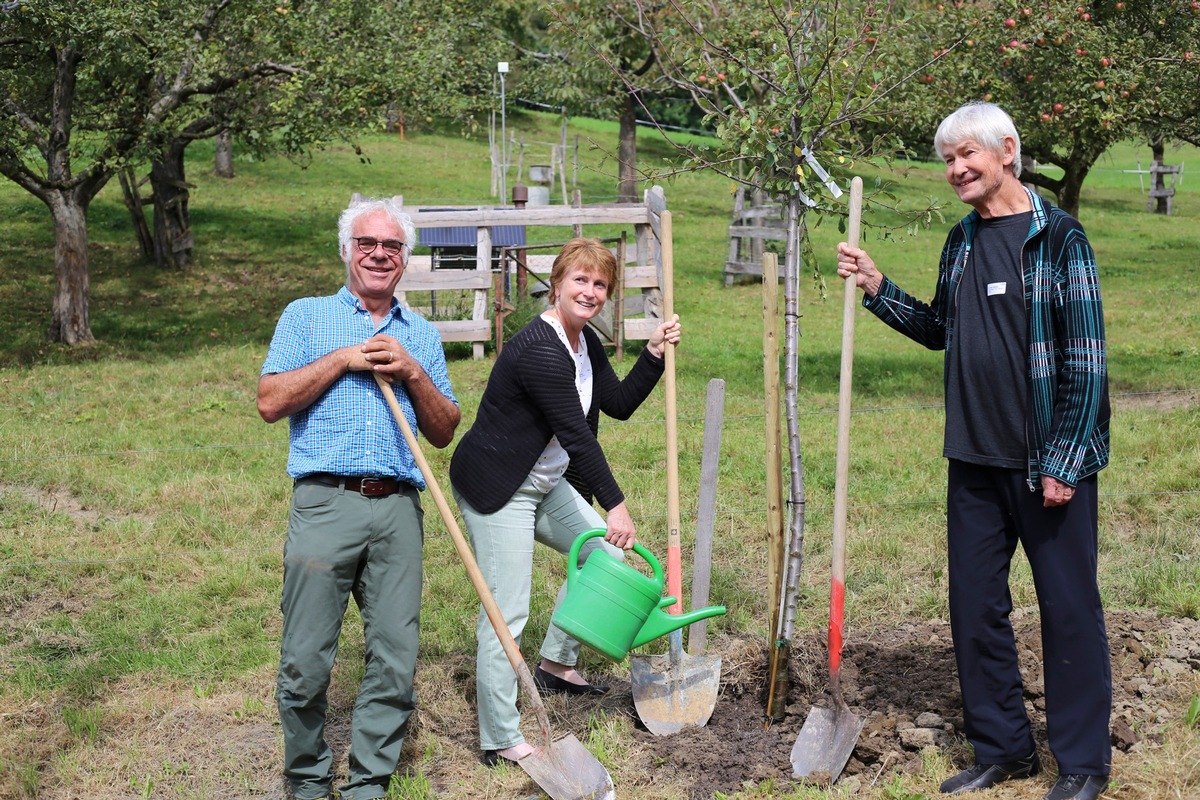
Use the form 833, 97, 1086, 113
449, 237, 681, 766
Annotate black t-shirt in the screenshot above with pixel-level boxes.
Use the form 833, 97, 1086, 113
944, 212, 1031, 468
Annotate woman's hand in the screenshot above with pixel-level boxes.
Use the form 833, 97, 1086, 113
647, 314, 681, 358
604, 502, 637, 549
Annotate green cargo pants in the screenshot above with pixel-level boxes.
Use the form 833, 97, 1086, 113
277, 477, 423, 800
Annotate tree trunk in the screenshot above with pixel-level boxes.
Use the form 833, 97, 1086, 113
617, 93, 638, 203
46, 191, 95, 345
1151, 135, 1168, 215
213, 129, 235, 178
781, 196, 807, 637
150, 141, 194, 270
1058, 163, 1088, 218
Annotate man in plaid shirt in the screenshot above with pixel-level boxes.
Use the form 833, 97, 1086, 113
836, 102, 1110, 800
258, 197, 459, 800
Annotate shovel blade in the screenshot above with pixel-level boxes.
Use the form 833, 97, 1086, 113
789, 700, 864, 783
520, 733, 614, 800
629, 652, 722, 735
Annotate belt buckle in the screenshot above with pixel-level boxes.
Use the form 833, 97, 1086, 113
359, 477, 391, 497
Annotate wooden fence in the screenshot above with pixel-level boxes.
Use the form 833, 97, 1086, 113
352, 188, 669, 359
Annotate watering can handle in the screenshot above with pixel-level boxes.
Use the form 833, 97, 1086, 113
566, 528, 663, 592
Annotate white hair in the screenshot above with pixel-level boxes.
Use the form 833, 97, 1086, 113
337, 197, 416, 266
934, 101, 1023, 178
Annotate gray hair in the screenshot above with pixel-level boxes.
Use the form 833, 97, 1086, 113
934, 101, 1023, 178
337, 197, 416, 266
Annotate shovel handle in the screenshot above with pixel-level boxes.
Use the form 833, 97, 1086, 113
373, 373, 553, 746
661, 211, 683, 616
829, 177, 863, 676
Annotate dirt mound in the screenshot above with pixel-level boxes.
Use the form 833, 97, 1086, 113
625, 608, 1200, 798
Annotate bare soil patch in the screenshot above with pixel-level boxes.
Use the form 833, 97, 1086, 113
614, 608, 1199, 798
7, 609, 1196, 799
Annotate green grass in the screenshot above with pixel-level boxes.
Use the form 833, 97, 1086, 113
1, 109, 1198, 798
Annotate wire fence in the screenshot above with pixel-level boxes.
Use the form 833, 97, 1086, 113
1, 389, 1195, 571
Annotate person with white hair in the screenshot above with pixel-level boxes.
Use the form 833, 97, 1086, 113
257, 197, 460, 800
837, 102, 1111, 800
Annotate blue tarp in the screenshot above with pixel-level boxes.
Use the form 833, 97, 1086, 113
417, 209, 527, 248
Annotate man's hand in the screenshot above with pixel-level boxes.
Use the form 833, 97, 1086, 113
1041, 475, 1076, 507
836, 242, 885, 297
357, 334, 420, 384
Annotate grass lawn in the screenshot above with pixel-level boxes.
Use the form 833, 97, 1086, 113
1, 111, 1197, 799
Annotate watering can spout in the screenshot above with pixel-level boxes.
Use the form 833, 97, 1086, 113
631, 604, 727, 649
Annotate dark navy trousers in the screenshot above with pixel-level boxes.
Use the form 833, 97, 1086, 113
946, 460, 1111, 776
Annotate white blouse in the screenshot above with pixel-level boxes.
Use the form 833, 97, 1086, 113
528, 313, 594, 492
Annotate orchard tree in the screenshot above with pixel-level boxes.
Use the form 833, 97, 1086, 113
0, 1, 308, 342
122, 0, 510, 271
526, 1, 680, 202
599, 0, 938, 663
0, 0, 511, 341
889, 0, 1200, 217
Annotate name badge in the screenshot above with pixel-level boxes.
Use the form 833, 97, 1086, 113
987, 282, 1007, 296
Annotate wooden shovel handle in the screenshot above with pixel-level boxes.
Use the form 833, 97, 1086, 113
373, 373, 552, 746
661, 211, 683, 616
829, 177, 863, 677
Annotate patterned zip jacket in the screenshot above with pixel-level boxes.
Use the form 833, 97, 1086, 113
863, 188, 1110, 489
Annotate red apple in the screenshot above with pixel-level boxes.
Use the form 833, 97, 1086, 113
1005, 17, 1016, 27
717, 72, 726, 80
1095, 79, 1106, 88
1040, 113, 1052, 122
1053, 102, 1064, 112
1100, 57, 1111, 67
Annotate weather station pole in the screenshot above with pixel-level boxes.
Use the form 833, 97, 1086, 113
498, 61, 509, 205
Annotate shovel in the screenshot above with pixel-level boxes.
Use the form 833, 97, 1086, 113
373, 373, 614, 800
790, 176, 866, 783
630, 211, 723, 735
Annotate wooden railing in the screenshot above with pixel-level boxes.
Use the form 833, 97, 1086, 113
357, 187, 669, 359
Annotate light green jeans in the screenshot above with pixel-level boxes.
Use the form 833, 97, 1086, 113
453, 475, 622, 751
277, 477, 424, 800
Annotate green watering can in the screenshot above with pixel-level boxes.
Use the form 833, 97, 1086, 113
552, 529, 727, 662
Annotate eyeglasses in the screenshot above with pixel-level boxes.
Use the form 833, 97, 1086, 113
353, 237, 406, 257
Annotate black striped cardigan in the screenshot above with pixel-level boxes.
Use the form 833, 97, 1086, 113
450, 316, 664, 514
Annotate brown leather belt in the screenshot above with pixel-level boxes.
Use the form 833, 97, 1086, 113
306, 473, 406, 497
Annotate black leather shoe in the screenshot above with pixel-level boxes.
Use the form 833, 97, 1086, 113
1043, 774, 1109, 800
533, 666, 609, 696
940, 751, 1041, 794
481, 749, 519, 769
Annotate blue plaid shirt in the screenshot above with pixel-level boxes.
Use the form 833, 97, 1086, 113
261, 286, 457, 487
